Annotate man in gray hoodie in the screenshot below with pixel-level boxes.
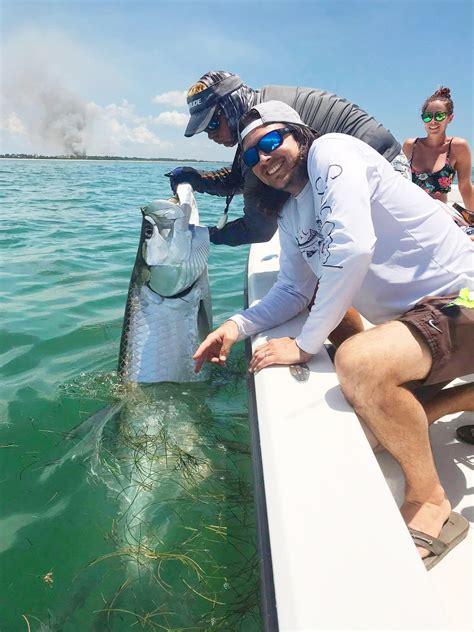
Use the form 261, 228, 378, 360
166, 70, 409, 246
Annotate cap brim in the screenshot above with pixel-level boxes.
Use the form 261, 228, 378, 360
184, 105, 217, 137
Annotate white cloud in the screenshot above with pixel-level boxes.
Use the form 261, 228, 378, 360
152, 90, 187, 107
83, 102, 172, 156
104, 100, 137, 120
154, 111, 188, 128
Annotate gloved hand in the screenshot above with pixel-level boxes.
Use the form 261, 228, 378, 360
164, 166, 202, 193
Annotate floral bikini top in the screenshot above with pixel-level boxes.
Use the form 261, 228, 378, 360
410, 138, 455, 194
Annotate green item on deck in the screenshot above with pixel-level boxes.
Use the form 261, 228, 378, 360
444, 288, 474, 310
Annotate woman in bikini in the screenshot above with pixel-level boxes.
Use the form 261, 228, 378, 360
403, 87, 474, 221
405, 89, 474, 446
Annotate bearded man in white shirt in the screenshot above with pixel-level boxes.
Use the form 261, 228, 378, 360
193, 101, 474, 568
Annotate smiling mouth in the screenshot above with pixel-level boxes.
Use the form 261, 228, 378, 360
265, 159, 284, 177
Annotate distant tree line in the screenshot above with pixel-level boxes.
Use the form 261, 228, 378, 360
0, 153, 209, 162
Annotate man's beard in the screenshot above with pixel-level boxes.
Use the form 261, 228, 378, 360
283, 147, 309, 193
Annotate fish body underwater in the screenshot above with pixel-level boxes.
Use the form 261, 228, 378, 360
38, 185, 222, 627
118, 183, 212, 383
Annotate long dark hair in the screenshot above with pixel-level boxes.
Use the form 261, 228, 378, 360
241, 115, 319, 217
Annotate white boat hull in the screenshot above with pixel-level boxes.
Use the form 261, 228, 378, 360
246, 185, 473, 631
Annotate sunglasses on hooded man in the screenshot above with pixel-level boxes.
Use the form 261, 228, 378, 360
204, 108, 222, 132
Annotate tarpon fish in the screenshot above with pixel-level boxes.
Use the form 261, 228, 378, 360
41, 184, 212, 484
38, 186, 215, 628
118, 183, 212, 383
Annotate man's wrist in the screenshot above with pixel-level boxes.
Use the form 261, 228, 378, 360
295, 339, 313, 361
223, 319, 240, 339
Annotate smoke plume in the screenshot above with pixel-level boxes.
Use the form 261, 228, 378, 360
1, 27, 175, 158
1, 28, 97, 156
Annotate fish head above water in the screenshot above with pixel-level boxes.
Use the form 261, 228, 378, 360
141, 199, 190, 264
140, 195, 209, 297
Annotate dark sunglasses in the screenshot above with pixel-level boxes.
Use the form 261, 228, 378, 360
421, 111, 448, 123
205, 108, 222, 132
242, 127, 292, 168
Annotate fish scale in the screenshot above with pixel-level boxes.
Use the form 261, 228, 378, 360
118, 184, 212, 383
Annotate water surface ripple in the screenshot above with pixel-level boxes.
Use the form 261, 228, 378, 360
0, 159, 260, 631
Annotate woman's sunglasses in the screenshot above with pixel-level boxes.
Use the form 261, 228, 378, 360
421, 111, 448, 123
242, 127, 292, 168
205, 109, 222, 132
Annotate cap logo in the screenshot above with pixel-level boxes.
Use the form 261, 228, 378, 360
187, 75, 243, 115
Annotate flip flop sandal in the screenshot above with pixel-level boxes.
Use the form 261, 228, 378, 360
456, 424, 474, 445
409, 511, 469, 571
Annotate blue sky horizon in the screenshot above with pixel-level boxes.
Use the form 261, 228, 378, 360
1, 0, 472, 162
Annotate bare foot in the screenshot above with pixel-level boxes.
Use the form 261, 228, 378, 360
401, 497, 452, 559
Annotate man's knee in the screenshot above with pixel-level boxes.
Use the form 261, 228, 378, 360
334, 335, 378, 405
336, 321, 434, 392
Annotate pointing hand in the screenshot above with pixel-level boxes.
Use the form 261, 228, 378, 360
193, 320, 239, 373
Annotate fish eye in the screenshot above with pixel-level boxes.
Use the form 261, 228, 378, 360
143, 220, 154, 239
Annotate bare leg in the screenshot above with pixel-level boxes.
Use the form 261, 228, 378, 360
361, 383, 474, 453
423, 382, 474, 423
335, 322, 452, 558
362, 382, 474, 450
328, 307, 364, 348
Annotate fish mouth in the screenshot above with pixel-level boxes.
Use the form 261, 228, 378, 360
140, 198, 209, 297
141, 200, 186, 221
141, 198, 188, 245
143, 214, 175, 241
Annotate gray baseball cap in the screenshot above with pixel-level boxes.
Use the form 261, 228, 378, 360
238, 101, 306, 144
185, 73, 243, 137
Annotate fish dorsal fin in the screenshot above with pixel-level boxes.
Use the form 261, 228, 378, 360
176, 183, 200, 226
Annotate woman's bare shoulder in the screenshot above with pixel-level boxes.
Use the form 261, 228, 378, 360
451, 137, 471, 150
450, 137, 472, 159
402, 137, 417, 154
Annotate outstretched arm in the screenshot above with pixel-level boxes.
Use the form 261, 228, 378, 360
165, 165, 244, 197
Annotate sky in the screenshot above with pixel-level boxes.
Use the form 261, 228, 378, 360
1, 0, 472, 162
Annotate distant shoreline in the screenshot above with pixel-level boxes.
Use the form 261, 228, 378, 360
0, 154, 225, 163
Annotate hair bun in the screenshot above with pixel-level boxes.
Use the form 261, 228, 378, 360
433, 86, 451, 99
422, 86, 454, 114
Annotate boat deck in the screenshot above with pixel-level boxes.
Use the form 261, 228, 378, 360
246, 188, 473, 631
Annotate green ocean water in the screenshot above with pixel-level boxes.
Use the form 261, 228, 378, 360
0, 159, 261, 631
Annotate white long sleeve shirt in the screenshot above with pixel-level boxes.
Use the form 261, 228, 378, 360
231, 134, 474, 354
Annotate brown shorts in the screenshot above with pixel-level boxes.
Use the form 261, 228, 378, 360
398, 294, 474, 386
